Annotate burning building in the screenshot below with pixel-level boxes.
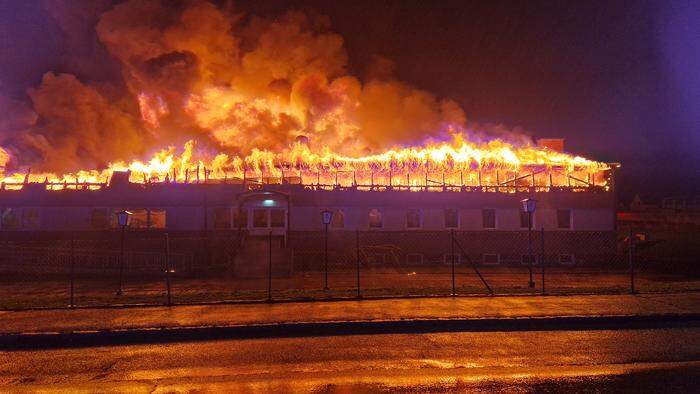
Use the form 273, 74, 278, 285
0, 1, 619, 271
0, 137, 618, 270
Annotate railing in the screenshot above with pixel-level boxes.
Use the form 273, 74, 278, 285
0, 227, 695, 309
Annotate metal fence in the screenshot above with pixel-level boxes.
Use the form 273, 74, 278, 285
0, 227, 697, 309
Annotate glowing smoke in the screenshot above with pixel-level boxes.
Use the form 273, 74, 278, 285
0, 0, 531, 175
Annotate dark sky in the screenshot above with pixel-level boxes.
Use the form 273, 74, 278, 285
1, 0, 698, 202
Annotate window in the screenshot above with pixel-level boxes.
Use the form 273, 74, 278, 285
331, 209, 345, 228
519, 211, 532, 229
253, 209, 268, 228
270, 209, 285, 227
406, 209, 421, 228
233, 208, 248, 228
1, 208, 20, 230
214, 207, 231, 229
444, 208, 459, 228
557, 209, 572, 229
126, 209, 149, 229
109, 209, 166, 229
368, 209, 383, 228
149, 209, 166, 229
482, 209, 496, 229
89, 209, 110, 230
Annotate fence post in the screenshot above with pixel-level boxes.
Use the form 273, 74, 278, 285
540, 227, 545, 295
356, 230, 361, 298
628, 227, 635, 294
70, 232, 75, 308
268, 230, 272, 302
451, 229, 456, 296
164, 233, 172, 306
117, 225, 125, 296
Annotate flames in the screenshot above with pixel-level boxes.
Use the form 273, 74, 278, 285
0, 135, 611, 192
0, 1, 614, 192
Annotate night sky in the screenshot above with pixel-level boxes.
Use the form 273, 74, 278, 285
1, 0, 698, 203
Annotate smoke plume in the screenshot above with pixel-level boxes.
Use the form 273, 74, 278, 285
0, 0, 493, 174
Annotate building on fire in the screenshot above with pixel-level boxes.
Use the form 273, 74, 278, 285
0, 140, 619, 273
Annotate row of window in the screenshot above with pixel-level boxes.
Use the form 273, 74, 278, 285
90, 209, 167, 229
368, 208, 571, 229
0, 208, 39, 230
213, 207, 572, 230
0, 208, 168, 230
0, 207, 574, 230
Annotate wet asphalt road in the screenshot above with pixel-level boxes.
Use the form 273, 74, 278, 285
1, 328, 699, 392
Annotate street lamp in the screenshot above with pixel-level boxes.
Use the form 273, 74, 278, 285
115, 210, 131, 296
521, 198, 536, 288
321, 209, 333, 290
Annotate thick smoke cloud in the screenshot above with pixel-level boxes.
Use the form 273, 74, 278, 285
1, 0, 476, 173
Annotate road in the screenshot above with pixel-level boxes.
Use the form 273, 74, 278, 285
1, 328, 699, 392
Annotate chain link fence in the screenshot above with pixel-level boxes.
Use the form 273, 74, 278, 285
0, 227, 697, 309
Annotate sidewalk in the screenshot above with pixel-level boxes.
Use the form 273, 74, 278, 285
2, 293, 699, 349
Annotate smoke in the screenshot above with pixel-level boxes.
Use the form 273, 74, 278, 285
24, 72, 144, 172
0, 0, 517, 174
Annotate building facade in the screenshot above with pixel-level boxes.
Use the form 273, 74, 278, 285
0, 170, 617, 272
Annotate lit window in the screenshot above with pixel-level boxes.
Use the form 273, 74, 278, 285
149, 209, 166, 229
128, 209, 149, 229
557, 209, 572, 229
406, 209, 421, 228
214, 207, 231, 229
368, 209, 383, 228
444, 208, 459, 228
331, 209, 345, 228
270, 209, 285, 227
253, 209, 268, 228
482, 209, 496, 229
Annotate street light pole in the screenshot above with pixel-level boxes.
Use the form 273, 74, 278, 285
528, 210, 534, 288
117, 223, 125, 296
522, 198, 536, 289
324, 221, 329, 290
321, 209, 333, 291
115, 210, 130, 296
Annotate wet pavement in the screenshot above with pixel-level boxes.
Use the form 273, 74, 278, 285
1, 293, 699, 336
1, 328, 698, 392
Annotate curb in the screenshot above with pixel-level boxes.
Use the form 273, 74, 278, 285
2, 313, 699, 350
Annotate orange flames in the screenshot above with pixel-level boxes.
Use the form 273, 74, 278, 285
0, 135, 611, 192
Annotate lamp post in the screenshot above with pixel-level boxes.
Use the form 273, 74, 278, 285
321, 209, 333, 290
115, 210, 131, 296
521, 198, 536, 289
